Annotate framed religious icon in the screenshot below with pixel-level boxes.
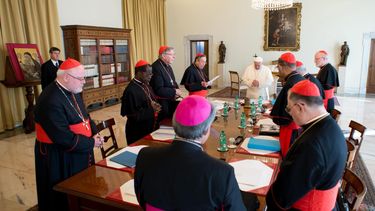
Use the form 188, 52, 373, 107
263, 3, 302, 51
6, 43, 44, 81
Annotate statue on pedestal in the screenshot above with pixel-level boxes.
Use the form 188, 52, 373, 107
340, 41, 350, 66
218, 41, 226, 63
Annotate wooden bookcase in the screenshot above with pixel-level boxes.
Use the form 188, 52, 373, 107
61, 25, 132, 111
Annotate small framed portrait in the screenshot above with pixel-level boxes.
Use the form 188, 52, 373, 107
6, 43, 44, 81
263, 3, 302, 51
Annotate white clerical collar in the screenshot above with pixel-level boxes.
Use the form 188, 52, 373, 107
305, 112, 329, 125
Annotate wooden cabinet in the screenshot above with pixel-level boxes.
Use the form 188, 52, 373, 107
61, 25, 132, 111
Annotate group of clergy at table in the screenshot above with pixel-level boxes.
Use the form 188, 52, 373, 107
34, 46, 344, 211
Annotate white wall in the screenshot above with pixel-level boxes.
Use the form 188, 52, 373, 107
57, 0, 123, 28
56, 0, 375, 94
166, 0, 375, 94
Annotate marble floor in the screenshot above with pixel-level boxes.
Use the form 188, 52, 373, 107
1, 91, 375, 210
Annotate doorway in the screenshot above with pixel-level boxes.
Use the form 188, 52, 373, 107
367, 39, 375, 93
190, 40, 209, 78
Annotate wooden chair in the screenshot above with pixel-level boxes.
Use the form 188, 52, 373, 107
330, 108, 342, 123
229, 71, 247, 97
96, 118, 119, 159
347, 120, 367, 163
346, 140, 356, 170
341, 168, 367, 210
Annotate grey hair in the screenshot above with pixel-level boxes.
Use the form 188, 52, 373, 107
158, 47, 175, 59
172, 102, 216, 140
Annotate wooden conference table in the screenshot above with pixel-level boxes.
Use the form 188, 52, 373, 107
55, 106, 281, 211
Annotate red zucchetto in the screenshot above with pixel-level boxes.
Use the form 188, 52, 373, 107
279, 52, 296, 64
159, 46, 169, 55
296, 60, 303, 68
135, 60, 149, 68
59, 58, 81, 70
290, 80, 320, 97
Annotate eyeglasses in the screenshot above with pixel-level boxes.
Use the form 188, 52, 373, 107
67, 73, 85, 81
164, 53, 175, 56
285, 103, 298, 113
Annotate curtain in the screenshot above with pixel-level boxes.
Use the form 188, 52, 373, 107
123, 0, 166, 71
0, 0, 62, 132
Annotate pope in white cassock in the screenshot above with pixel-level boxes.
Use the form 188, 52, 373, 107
242, 56, 274, 99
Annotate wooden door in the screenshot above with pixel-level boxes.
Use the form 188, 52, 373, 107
367, 39, 375, 93
190, 40, 209, 78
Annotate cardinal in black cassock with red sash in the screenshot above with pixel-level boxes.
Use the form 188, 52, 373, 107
34, 59, 103, 211
150, 46, 181, 122
121, 60, 161, 145
315, 50, 339, 113
296, 60, 325, 99
266, 80, 347, 210
270, 53, 305, 158
180, 53, 209, 97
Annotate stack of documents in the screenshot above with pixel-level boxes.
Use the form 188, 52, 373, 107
150, 126, 175, 141
229, 159, 274, 191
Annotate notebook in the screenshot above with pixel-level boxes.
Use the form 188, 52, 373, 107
109, 151, 138, 167
247, 136, 280, 152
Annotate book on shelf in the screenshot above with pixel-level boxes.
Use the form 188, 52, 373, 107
116, 40, 128, 45
84, 64, 98, 77
80, 39, 96, 46
99, 39, 114, 46
100, 46, 113, 54
93, 76, 99, 88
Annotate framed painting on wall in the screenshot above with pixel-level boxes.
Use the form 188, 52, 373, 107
263, 3, 302, 51
6, 43, 44, 81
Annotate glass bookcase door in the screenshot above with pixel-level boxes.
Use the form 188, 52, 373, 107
115, 39, 130, 83
80, 39, 99, 90
99, 39, 115, 87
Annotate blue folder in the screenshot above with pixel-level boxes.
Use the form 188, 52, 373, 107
109, 151, 138, 167
247, 137, 280, 151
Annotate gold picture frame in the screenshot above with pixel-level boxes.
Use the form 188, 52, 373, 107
263, 3, 302, 51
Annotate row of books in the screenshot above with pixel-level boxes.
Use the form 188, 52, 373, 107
84, 64, 99, 77
116, 54, 127, 62
115, 45, 128, 54
80, 39, 96, 46
101, 55, 114, 63
116, 40, 128, 45
84, 76, 99, 89
80, 46, 97, 55
100, 40, 114, 45
82, 55, 98, 65
118, 75, 129, 83
100, 64, 119, 74
100, 46, 113, 54
102, 75, 115, 86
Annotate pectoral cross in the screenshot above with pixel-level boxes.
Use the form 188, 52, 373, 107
83, 120, 90, 130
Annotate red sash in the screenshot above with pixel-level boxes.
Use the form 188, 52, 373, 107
279, 122, 300, 158
36, 119, 92, 144
293, 182, 340, 211
189, 90, 208, 97
323, 88, 334, 109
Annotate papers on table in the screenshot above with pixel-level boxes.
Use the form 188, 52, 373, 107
105, 145, 147, 169
211, 100, 227, 110
229, 159, 274, 191
150, 126, 175, 141
240, 136, 279, 155
207, 75, 221, 86
256, 118, 276, 126
120, 179, 139, 205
